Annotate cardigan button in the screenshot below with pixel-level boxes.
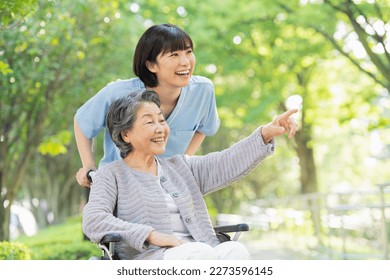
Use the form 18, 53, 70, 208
172, 192, 179, 198
184, 218, 191, 223
160, 176, 167, 182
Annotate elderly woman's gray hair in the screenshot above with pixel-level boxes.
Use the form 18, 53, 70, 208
106, 89, 161, 158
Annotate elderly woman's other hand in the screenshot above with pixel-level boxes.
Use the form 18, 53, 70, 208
146, 231, 188, 248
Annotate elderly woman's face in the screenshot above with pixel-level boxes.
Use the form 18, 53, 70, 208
122, 102, 170, 156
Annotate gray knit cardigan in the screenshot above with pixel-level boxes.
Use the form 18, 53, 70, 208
82, 128, 275, 260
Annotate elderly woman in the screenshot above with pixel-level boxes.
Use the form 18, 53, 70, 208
82, 89, 298, 260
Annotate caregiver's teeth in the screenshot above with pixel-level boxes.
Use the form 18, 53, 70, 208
176, 70, 189, 75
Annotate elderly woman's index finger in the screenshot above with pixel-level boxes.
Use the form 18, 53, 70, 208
278, 109, 299, 120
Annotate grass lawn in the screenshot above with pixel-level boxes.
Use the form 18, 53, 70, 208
16, 215, 100, 260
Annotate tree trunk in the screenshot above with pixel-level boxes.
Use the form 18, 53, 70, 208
295, 123, 318, 194
294, 70, 318, 194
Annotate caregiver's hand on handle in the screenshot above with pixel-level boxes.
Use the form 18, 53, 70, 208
261, 109, 299, 143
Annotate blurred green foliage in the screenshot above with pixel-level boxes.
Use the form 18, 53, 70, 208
0, 241, 31, 260
0, 0, 38, 27
16, 215, 100, 260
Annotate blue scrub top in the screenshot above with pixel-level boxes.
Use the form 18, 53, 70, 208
75, 76, 220, 167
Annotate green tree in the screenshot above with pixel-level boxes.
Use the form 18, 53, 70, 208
0, 0, 38, 29
275, 0, 390, 188
178, 0, 388, 211
279, 0, 389, 117
323, 0, 389, 92
185, 0, 333, 199
0, 0, 133, 240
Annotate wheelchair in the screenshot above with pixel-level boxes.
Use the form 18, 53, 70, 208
95, 223, 249, 260
86, 171, 249, 260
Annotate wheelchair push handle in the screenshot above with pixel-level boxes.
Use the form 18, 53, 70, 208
87, 169, 96, 183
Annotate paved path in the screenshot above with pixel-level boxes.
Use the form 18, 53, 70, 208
242, 239, 327, 260
243, 240, 304, 260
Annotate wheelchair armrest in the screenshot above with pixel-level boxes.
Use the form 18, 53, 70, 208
97, 233, 121, 260
100, 233, 121, 244
213, 223, 249, 242
214, 223, 249, 233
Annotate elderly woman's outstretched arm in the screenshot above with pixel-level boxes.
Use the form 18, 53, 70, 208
185, 109, 299, 195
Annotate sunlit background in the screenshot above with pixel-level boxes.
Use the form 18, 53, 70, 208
1, 0, 389, 260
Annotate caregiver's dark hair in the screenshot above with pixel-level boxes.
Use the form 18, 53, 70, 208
106, 89, 161, 158
133, 23, 194, 88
